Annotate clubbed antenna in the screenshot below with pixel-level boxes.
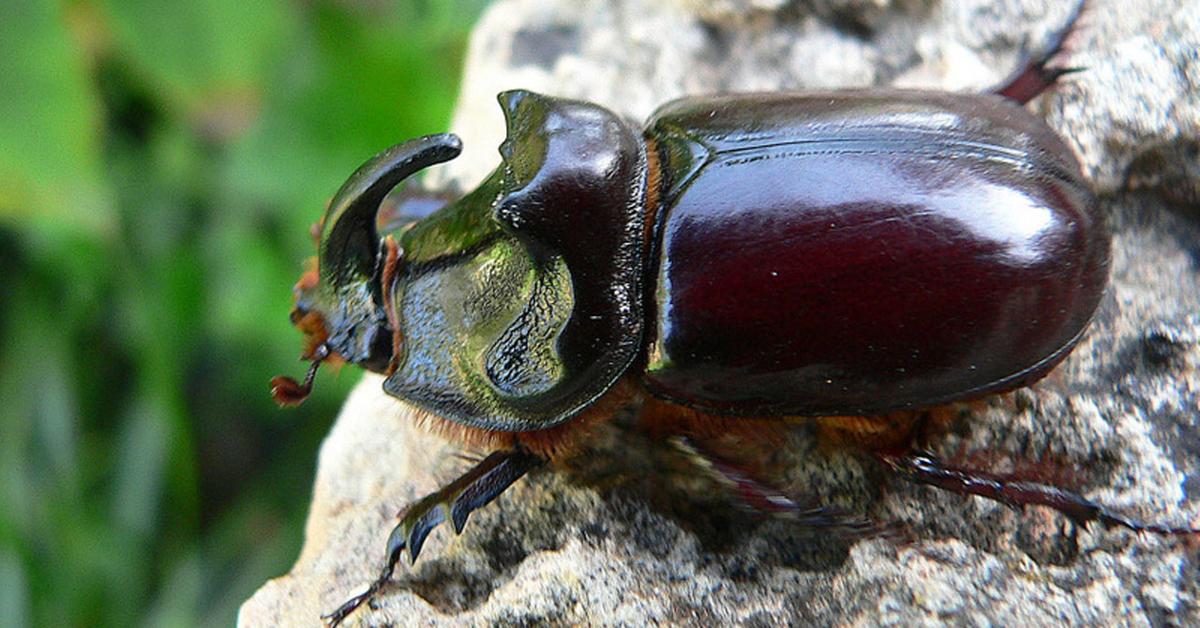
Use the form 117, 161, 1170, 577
271, 344, 329, 407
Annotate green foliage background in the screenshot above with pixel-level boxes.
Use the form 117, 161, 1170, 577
0, 1, 488, 625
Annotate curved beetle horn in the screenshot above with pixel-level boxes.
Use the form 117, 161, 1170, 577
319, 133, 463, 289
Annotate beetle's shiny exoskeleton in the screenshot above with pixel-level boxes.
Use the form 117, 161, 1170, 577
270, 3, 1198, 624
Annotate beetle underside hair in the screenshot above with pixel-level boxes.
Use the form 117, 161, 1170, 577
409, 378, 640, 461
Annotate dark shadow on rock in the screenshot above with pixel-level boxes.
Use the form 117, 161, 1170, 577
399, 515, 566, 613
554, 421, 861, 578
1126, 138, 1200, 217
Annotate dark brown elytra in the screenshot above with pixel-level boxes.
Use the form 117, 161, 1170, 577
269, 2, 1199, 624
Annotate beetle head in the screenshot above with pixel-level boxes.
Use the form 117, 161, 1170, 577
274, 91, 648, 427
272, 135, 462, 406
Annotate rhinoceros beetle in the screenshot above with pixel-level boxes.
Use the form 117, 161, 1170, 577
271, 3, 1199, 624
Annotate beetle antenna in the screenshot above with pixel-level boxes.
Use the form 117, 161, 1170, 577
271, 344, 329, 407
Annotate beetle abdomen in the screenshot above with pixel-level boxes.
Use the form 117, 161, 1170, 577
642, 91, 1110, 416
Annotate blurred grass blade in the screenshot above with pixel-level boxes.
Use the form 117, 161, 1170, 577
34, 336, 81, 485
0, 547, 31, 628
113, 393, 171, 537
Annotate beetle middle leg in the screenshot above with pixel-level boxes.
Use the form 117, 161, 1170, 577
670, 436, 899, 540
322, 450, 543, 627
640, 397, 903, 539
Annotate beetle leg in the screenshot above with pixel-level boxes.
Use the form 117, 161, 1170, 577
992, 0, 1088, 104
671, 437, 897, 539
877, 451, 1200, 537
322, 450, 543, 627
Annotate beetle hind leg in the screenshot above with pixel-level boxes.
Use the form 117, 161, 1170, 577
322, 450, 543, 627
878, 450, 1200, 538
992, 0, 1089, 104
671, 436, 901, 541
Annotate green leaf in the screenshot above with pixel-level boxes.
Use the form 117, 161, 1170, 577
0, 1, 113, 235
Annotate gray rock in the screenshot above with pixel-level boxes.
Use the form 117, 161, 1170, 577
241, 0, 1200, 625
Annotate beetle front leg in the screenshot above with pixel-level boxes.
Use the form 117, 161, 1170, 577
323, 450, 543, 627
877, 451, 1200, 538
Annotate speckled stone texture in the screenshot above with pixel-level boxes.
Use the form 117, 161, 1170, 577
240, 0, 1200, 625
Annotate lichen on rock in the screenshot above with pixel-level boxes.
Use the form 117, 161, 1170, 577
241, 1, 1200, 625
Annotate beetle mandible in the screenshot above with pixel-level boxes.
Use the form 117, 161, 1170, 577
271, 2, 1199, 624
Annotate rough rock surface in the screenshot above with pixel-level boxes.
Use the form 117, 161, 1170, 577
241, 0, 1200, 625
